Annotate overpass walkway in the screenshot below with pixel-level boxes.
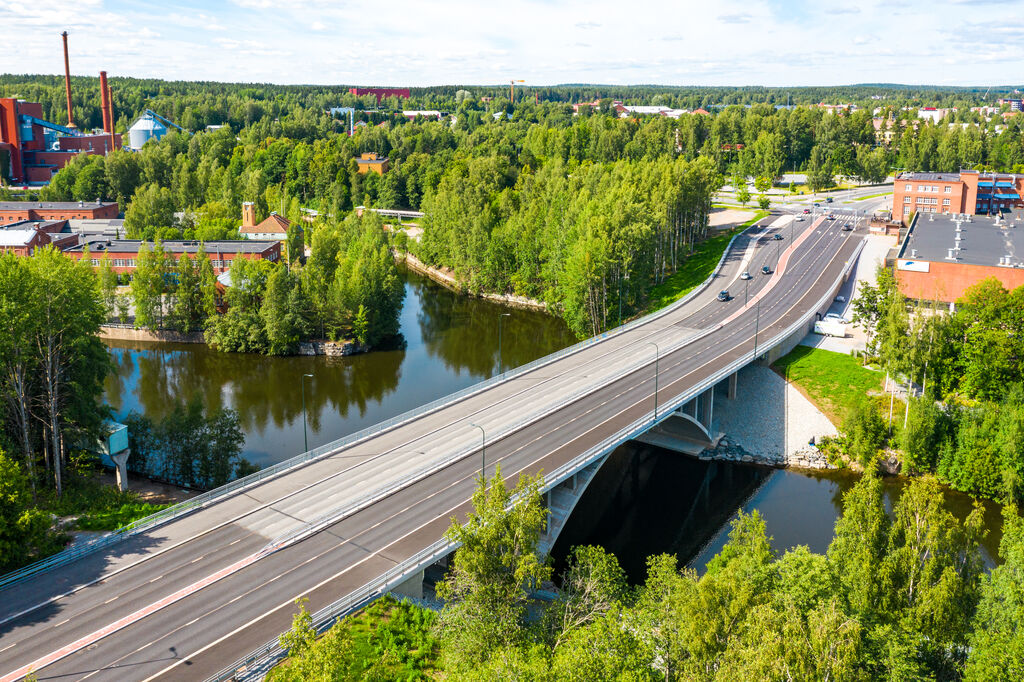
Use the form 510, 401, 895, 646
0, 211, 865, 682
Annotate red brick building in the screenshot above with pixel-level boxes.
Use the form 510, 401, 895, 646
895, 212, 1024, 302
63, 239, 281, 275
893, 170, 1024, 224
0, 222, 78, 256
0, 201, 119, 224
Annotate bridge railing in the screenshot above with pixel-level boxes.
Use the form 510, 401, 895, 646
205, 227, 861, 682
0, 221, 760, 593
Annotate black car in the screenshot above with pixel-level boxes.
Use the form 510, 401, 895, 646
825, 197, 833, 203
717, 290, 730, 301
761, 265, 772, 275
772, 233, 784, 240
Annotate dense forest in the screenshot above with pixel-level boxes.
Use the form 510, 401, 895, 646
7, 76, 1021, 338
271, 469, 1024, 681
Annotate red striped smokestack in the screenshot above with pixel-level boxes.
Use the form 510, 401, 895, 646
99, 71, 111, 134
61, 31, 76, 128
106, 77, 116, 152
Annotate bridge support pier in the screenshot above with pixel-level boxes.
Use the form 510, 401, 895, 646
727, 371, 738, 400
699, 387, 713, 429
392, 569, 425, 600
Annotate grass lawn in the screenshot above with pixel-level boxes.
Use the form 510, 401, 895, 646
647, 211, 768, 312
42, 473, 173, 532
842, 190, 893, 203
772, 346, 884, 424
267, 595, 438, 681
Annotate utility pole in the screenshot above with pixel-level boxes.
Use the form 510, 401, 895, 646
753, 298, 761, 360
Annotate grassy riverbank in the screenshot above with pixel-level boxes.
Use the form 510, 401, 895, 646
772, 346, 884, 424
647, 211, 769, 312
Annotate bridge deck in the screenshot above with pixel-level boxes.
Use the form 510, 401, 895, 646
0, 213, 864, 682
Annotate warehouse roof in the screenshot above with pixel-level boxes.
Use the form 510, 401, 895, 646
900, 211, 1024, 268
63, 239, 280, 255
0, 201, 115, 210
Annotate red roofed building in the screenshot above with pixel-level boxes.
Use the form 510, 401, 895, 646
239, 201, 292, 240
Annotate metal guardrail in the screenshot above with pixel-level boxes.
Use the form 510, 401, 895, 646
206, 230, 862, 682
0, 220, 760, 593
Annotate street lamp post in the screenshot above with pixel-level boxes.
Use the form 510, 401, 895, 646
647, 341, 660, 420
753, 298, 761, 360
469, 422, 486, 485
497, 313, 511, 375
301, 373, 313, 452
744, 276, 750, 305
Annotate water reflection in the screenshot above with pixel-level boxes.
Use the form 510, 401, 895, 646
552, 441, 1004, 584
105, 268, 575, 468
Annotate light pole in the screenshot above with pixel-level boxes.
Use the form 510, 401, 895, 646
744, 276, 750, 305
469, 422, 486, 485
301, 373, 313, 452
647, 342, 660, 420
497, 313, 511, 375
752, 298, 761, 360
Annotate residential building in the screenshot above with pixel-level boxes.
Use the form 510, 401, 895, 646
0, 200, 119, 223
238, 202, 293, 240
892, 171, 1024, 224
355, 152, 389, 175
63, 239, 281, 275
895, 211, 1024, 303
997, 98, 1023, 111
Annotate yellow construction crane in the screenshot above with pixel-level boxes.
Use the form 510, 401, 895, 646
510, 79, 525, 103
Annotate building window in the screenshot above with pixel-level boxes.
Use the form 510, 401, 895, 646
943, 199, 951, 206
905, 183, 912, 191
904, 206, 911, 215
904, 196, 912, 203
91, 258, 99, 266
944, 186, 952, 193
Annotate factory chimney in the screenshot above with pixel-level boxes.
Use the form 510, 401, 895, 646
99, 71, 111, 132
61, 31, 76, 128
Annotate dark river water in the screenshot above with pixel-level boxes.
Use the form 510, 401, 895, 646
104, 267, 1003, 575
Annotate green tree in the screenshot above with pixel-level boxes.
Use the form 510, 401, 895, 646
435, 467, 550, 671
736, 184, 751, 207
97, 252, 119, 321
124, 183, 177, 240
130, 240, 167, 330
966, 505, 1024, 680
0, 255, 41, 488
843, 398, 887, 466
0, 451, 66, 572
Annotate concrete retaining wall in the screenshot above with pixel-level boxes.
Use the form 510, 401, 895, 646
100, 326, 205, 344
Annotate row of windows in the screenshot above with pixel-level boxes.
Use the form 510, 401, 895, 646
84, 255, 275, 268
903, 184, 953, 193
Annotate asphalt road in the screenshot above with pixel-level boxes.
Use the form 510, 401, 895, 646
0, 209, 865, 681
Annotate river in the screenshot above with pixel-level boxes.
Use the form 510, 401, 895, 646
104, 267, 1003, 577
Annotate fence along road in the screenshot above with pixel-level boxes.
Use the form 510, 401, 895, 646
0, 212, 863, 681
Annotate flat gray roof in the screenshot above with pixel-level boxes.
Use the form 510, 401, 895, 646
896, 172, 962, 182
0, 201, 115, 210
901, 211, 1024, 267
64, 239, 278, 255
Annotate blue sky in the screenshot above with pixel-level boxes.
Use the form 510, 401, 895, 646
2, 0, 1023, 87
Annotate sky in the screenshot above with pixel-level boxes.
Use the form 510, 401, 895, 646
2, 0, 1023, 88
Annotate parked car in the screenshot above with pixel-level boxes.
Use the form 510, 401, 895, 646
740, 271, 753, 280
718, 290, 730, 301
827, 214, 836, 220
762, 265, 772, 275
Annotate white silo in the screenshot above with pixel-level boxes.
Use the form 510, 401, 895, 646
128, 114, 167, 149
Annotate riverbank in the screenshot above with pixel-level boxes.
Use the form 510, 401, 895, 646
397, 251, 551, 312
100, 325, 368, 357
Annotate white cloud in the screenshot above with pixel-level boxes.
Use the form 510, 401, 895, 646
0, 0, 1020, 86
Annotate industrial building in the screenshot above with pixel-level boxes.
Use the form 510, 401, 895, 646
893, 170, 1024, 224
0, 98, 121, 185
1, 35, 121, 185
63, 238, 282, 275
895, 211, 1024, 303
0, 200, 119, 223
